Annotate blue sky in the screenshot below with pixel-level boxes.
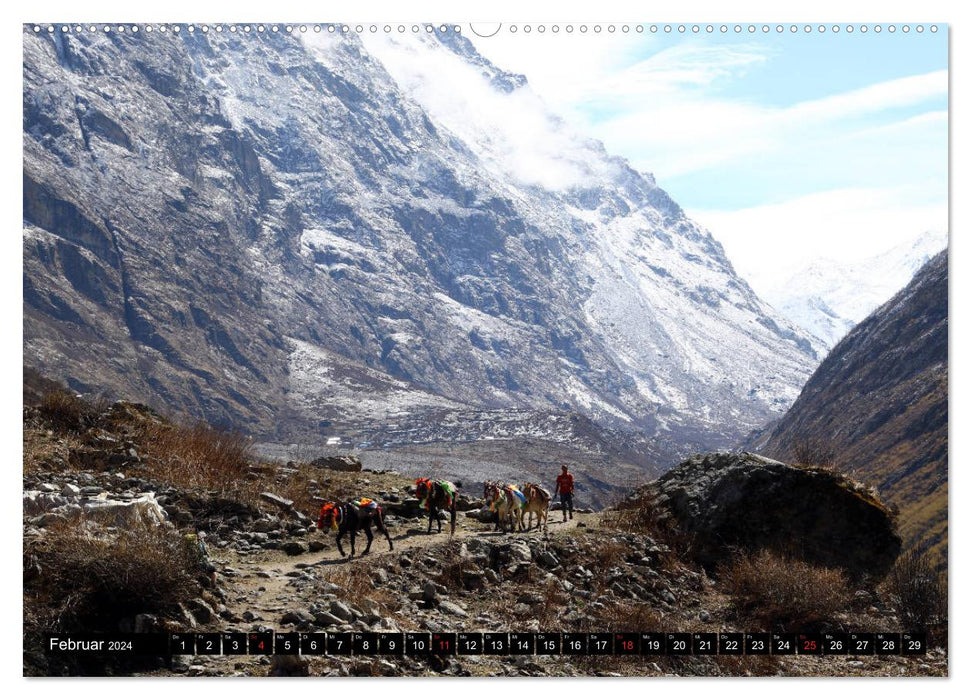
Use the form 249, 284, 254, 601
469, 26, 948, 288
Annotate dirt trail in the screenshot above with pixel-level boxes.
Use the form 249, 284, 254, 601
212, 513, 599, 643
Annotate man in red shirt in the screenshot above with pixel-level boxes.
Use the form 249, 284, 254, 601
554, 464, 574, 522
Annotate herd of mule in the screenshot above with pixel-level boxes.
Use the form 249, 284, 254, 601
315, 478, 554, 558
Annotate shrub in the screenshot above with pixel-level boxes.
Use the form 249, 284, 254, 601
718, 550, 850, 630
37, 390, 106, 434
141, 421, 254, 493
883, 546, 947, 634
788, 438, 839, 469
603, 488, 681, 541
25, 520, 197, 633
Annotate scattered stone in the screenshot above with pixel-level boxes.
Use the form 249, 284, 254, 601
422, 580, 439, 604
81, 494, 168, 527
314, 611, 345, 627
438, 600, 468, 617
186, 598, 216, 624
282, 541, 307, 556
517, 592, 544, 606
280, 609, 315, 625
536, 551, 560, 569
270, 655, 310, 676
330, 601, 355, 622
461, 568, 485, 591
260, 492, 294, 509
134, 614, 159, 634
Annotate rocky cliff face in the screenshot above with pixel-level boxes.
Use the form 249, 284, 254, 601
23, 27, 820, 468
635, 452, 901, 580
754, 252, 947, 564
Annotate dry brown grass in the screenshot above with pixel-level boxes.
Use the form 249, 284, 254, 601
23, 428, 82, 474
531, 578, 574, 629
602, 492, 693, 568
429, 542, 476, 592
711, 653, 782, 676
588, 538, 627, 571
591, 600, 664, 632
36, 390, 108, 434
718, 550, 850, 631
320, 561, 399, 616
138, 421, 260, 500
603, 489, 668, 535
25, 389, 407, 524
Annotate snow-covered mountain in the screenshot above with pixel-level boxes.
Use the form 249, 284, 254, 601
23, 27, 822, 467
763, 230, 948, 348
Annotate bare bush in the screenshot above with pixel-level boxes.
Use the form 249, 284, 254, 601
603, 490, 666, 534
25, 521, 197, 632
37, 390, 106, 434
788, 438, 839, 469
883, 546, 947, 633
718, 550, 850, 630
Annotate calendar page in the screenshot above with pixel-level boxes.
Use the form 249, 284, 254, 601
22, 19, 947, 679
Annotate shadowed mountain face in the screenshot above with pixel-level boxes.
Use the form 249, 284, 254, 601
23, 28, 821, 470
753, 251, 947, 565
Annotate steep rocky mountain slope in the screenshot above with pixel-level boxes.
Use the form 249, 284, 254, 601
23, 27, 820, 473
763, 230, 947, 348
753, 251, 947, 565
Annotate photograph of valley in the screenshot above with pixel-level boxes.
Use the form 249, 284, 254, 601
22, 21, 948, 678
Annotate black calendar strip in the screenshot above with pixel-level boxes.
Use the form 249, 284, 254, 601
45, 632, 927, 656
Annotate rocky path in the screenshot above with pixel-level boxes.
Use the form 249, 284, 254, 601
222, 514, 594, 619
189, 513, 598, 676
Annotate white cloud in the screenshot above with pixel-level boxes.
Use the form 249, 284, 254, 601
692, 188, 949, 292
591, 70, 947, 179
350, 32, 616, 191
472, 31, 947, 174
788, 71, 947, 122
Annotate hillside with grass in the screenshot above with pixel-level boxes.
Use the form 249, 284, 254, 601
752, 252, 947, 568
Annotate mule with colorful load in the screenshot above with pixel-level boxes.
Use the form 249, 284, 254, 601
414, 478, 461, 536
315, 497, 394, 558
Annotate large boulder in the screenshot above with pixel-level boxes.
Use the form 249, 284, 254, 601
649, 452, 901, 580
309, 456, 362, 472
